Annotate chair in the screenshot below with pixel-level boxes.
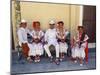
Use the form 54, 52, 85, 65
16, 44, 23, 61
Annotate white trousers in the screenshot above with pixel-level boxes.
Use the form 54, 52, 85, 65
44, 43, 59, 58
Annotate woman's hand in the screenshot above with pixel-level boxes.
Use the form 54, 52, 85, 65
45, 41, 48, 44
61, 39, 65, 43
34, 38, 40, 43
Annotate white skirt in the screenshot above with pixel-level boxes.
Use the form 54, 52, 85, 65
28, 43, 44, 56
59, 42, 68, 53
28, 43, 34, 56
72, 44, 85, 59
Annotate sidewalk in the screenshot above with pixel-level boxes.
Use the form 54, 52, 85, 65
11, 48, 96, 74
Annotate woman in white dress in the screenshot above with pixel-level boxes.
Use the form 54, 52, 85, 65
71, 26, 89, 66
56, 21, 68, 61
29, 21, 44, 63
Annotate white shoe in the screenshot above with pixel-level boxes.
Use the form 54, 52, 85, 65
74, 60, 77, 63
34, 60, 38, 63
80, 64, 83, 66
27, 57, 33, 62
27, 57, 30, 61
37, 59, 40, 62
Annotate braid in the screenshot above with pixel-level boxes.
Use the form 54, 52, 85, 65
79, 32, 86, 48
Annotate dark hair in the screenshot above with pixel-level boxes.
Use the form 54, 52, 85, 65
79, 32, 86, 48
57, 21, 64, 25
80, 32, 86, 41
33, 21, 40, 28
77, 26, 87, 47
77, 26, 86, 41
77, 26, 84, 30
34, 21, 40, 25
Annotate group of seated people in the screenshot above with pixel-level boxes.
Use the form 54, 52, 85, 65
17, 19, 89, 66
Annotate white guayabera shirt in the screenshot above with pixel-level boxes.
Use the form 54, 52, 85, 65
45, 28, 58, 45
17, 27, 29, 46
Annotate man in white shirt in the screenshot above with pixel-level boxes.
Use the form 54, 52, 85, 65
17, 19, 34, 62
44, 20, 60, 65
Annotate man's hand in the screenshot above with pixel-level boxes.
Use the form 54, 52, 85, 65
61, 39, 65, 43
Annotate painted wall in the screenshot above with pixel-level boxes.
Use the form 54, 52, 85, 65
12, 1, 82, 48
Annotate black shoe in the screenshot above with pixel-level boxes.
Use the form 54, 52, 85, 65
55, 58, 60, 65
50, 56, 53, 62
60, 58, 63, 62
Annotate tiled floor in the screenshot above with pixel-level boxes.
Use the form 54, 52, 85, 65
11, 48, 96, 74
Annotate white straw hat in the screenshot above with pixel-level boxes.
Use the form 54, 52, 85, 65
49, 20, 55, 24
21, 19, 26, 23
